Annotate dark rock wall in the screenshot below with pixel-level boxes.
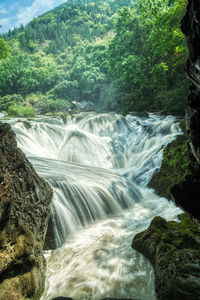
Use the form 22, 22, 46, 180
171, 0, 200, 219
0, 122, 53, 300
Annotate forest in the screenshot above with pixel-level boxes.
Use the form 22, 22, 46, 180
0, 0, 188, 117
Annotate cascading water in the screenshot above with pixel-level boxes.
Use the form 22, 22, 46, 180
8, 112, 182, 300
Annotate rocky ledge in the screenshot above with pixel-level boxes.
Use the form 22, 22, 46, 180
0, 122, 53, 300
132, 213, 200, 300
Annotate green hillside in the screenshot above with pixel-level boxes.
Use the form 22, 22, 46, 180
0, 0, 188, 117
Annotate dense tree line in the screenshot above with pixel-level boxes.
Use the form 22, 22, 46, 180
108, 0, 188, 114
0, 0, 188, 116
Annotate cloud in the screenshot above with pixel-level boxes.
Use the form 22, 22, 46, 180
16, 0, 67, 27
0, 5, 8, 14
0, 17, 14, 27
0, 0, 67, 33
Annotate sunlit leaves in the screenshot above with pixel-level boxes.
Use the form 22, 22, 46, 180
0, 39, 9, 59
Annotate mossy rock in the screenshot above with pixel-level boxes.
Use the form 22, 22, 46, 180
149, 134, 190, 199
132, 213, 200, 300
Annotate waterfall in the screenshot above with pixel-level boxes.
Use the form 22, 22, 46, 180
8, 112, 182, 300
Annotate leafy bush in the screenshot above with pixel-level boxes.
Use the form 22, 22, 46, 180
8, 104, 36, 117
39, 99, 71, 114
0, 38, 9, 59
49, 80, 79, 99
0, 94, 23, 112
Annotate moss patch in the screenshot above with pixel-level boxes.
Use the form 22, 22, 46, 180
149, 133, 190, 199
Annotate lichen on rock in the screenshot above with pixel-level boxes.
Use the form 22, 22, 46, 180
0, 122, 53, 299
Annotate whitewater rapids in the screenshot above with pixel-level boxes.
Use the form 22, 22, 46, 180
8, 112, 182, 300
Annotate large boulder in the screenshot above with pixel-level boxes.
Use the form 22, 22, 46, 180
132, 213, 200, 300
0, 122, 53, 299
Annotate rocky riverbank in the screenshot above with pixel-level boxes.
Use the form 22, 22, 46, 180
0, 122, 53, 300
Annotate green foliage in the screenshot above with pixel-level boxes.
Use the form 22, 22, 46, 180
24, 93, 71, 114
8, 104, 36, 117
108, 0, 188, 114
0, 0, 188, 115
38, 99, 71, 114
0, 38, 9, 59
49, 80, 79, 99
0, 50, 59, 96
0, 94, 23, 112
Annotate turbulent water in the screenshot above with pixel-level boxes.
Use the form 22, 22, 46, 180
8, 112, 182, 300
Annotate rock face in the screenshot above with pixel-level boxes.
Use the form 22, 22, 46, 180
148, 134, 190, 200
0, 122, 53, 299
132, 214, 200, 300
171, 0, 200, 219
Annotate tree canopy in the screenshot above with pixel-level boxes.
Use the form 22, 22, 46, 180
0, 0, 188, 116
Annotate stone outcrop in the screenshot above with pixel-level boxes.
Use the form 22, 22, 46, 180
0, 122, 53, 299
171, 0, 200, 220
148, 134, 190, 200
132, 214, 200, 300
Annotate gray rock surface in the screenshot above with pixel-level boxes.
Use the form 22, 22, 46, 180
0, 122, 53, 300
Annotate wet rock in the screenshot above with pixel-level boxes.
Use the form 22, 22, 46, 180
52, 298, 139, 300
0, 122, 53, 299
44, 215, 57, 250
171, 0, 200, 219
52, 297, 73, 300
101, 298, 140, 300
171, 172, 200, 220
132, 213, 200, 300
148, 134, 190, 200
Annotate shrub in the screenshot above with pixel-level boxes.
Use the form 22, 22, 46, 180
8, 104, 35, 117
39, 99, 71, 114
0, 94, 23, 112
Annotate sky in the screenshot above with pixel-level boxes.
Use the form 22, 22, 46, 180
0, 0, 67, 33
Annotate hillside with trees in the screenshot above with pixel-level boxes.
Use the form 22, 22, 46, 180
0, 0, 188, 117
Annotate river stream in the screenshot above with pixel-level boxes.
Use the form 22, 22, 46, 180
8, 112, 182, 300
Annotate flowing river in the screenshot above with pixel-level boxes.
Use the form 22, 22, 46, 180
8, 112, 182, 300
